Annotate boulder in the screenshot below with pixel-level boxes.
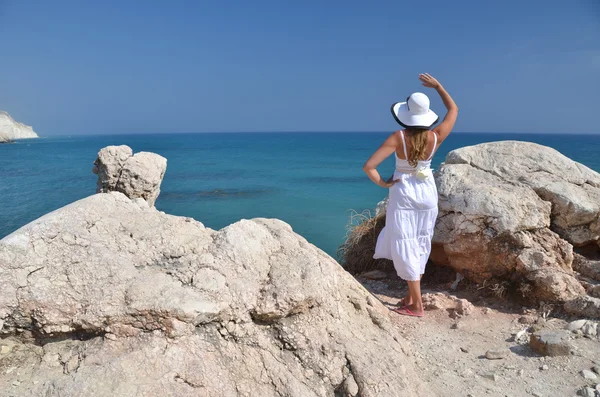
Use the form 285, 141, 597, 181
92, 145, 166, 206
564, 295, 600, 319
92, 145, 133, 191
529, 330, 573, 356
443, 141, 600, 246
429, 142, 597, 303
573, 253, 600, 281
567, 319, 588, 331
578, 386, 597, 397
581, 370, 598, 380
589, 285, 600, 299
0, 187, 427, 396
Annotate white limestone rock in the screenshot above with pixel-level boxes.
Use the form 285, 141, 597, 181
0, 132, 12, 143
0, 190, 427, 396
92, 145, 133, 192
0, 111, 38, 140
116, 152, 167, 207
426, 141, 596, 303
445, 141, 600, 246
431, 161, 581, 302
92, 145, 166, 207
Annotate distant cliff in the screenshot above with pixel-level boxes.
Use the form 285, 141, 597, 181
0, 111, 39, 140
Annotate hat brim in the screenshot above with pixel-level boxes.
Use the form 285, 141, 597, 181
391, 102, 439, 129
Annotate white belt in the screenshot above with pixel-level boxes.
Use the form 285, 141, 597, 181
395, 168, 417, 173
395, 167, 433, 180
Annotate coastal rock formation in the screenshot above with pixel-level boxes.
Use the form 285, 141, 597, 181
0, 146, 426, 396
433, 157, 583, 302
431, 141, 600, 303
0, 111, 39, 140
0, 132, 11, 144
92, 145, 166, 207
443, 141, 600, 247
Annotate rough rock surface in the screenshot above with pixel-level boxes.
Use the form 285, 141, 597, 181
92, 145, 166, 206
375, 198, 388, 217
564, 296, 600, 319
421, 292, 473, 317
0, 111, 38, 139
442, 141, 600, 247
529, 330, 573, 356
429, 141, 600, 303
574, 253, 600, 282
0, 188, 427, 395
0, 132, 12, 143
590, 285, 600, 299
484, 349, 510, 360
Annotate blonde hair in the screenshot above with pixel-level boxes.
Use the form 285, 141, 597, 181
405, 128, 429, 168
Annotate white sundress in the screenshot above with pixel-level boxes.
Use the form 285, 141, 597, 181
373, 131, 439, 281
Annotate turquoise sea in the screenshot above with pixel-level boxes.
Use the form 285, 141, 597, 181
1, 132, 599, 258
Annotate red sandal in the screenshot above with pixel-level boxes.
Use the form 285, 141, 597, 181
391, 307, 424, 317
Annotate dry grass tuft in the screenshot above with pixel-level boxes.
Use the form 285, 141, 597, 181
489, 281, 510, 299
517, 282, 532, 298
337, 209, 393, 274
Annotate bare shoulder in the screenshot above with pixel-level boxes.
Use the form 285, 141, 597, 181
383, 130, 401, 146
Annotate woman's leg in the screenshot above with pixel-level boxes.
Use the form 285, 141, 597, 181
400, 274, 423, 307
405, 279, 424, 314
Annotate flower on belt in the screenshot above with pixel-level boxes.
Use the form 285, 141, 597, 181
415, 166, 433, 180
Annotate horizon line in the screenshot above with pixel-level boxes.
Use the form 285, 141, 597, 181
38, 130, 600, 138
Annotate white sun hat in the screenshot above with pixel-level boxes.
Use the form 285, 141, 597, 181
391, 92, 439, 128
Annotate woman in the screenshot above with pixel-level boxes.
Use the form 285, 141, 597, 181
362, 73, 458, 317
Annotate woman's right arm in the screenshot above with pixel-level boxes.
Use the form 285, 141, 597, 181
419, 73, 458, 142
362, 132, 400, 188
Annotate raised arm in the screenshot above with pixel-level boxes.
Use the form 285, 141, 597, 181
362, 132, 401, 188
419, 73, 458, 142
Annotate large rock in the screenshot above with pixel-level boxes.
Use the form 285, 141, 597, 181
0, 191, 427, 396
0, 111, 38, 139
92, 145, 166, 206
529, 330, 573, 356
428, 141, 598, 303
573, 253, 600, 282
444, 141, 600, 246
92, 145, 133, 191
564, 295, 600, 319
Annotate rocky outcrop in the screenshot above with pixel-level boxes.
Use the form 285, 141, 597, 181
0, 147, 426, 396
430, 141, 600, 303
574, 254, 600, 283
0, 132, 12, 144
92, 145, 166, 207
443, 141, 600, 246
0, 111, 38, 140
564, 295, 600, 319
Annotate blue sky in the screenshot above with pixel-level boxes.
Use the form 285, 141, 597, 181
0, 0, 598, 135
